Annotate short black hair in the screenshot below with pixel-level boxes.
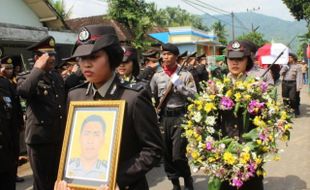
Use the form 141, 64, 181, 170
80, 114, 106, 134
104, 44, 124, 70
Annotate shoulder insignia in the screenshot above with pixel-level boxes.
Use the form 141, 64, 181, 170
17, 71, 30, 76
121, 82, 144, 92
69, 81, 89, 91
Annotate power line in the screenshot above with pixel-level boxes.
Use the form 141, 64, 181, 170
194, 0, 230, 14
183, 0, 249, 31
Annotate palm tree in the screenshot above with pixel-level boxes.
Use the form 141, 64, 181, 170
48, 0, 72, 19
211, 21, 228, 45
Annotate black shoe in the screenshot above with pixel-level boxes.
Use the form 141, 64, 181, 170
171, 178, 181, 190
184, 177, 194, 190
16, 176, 25, 182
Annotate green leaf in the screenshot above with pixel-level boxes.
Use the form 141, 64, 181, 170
208, 176, 222, 190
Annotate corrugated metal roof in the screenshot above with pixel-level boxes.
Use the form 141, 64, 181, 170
23, 0, 68, 30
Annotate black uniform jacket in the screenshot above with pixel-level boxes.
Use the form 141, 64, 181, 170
0, 77, 17, 173
17, 68, 66, 145
67, 77, 163, 190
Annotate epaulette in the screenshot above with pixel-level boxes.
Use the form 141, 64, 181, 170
17, 71, 30, 76
121, 82, 144, 92
69, 81, 89, 91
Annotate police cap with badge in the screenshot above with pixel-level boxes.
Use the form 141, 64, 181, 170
122, 46, 140, 77
27, 36, 56, 56
70, 25, 123, 70
226, 40, 254, 70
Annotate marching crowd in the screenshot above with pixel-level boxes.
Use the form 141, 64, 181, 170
0, 24, 307, 190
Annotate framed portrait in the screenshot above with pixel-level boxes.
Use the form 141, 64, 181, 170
57, 100, 125, 190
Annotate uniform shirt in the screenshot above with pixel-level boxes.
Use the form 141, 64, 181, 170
17, 68, 66, 144
247, 65, 274, 85
91, 73, 116, 97
67, 158, 107, 179
280, 63, 303, 90
150, 65, 197, 109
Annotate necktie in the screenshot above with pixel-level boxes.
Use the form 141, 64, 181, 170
93, 91, 103, 100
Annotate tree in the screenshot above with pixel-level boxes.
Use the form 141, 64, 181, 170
237, 31, 268, 47
211, 21, 227, 45
107, 0, 157, 49
282, 0, 310, 25
48, 0, 72, 19
154, 6, 209, 31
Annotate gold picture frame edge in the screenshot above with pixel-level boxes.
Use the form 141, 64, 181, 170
57, 100, 126, 190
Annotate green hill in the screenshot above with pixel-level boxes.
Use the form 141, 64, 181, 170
201, 12, 308, 52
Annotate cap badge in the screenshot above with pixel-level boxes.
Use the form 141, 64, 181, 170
49, 39, 55, 47
7, 58, 12, 64
79, 28, 90, 42
232, 41, 241, 49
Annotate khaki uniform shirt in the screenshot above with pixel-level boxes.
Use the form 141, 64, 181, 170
150, 66, 197, 109
280, 63, 303, 90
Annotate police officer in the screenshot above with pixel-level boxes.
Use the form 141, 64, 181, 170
138, 49, 162, 81
1, 55, 25, 183
0, 63, 18, 190
150, 43, 196, 190
67, 25, 163, 190
17, 36, 66, 190
280, 52, 303, 116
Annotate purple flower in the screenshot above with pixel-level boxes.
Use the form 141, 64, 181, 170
232, 178, 243, 188
206, 141, 213, 151
220, 97, 235, 110
259, 133, 267, 142
247, 100, 265, 115
260, 82, 268, 93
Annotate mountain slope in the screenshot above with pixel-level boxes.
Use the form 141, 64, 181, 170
201, 12, 308, 51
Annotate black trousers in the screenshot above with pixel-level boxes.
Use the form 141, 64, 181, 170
281, 81, 298, 113
27, 143, 61, 190
160, 115, 192, 180
0, 172, 15, 190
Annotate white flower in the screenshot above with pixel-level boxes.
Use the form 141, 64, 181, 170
193, 112, 202, 122
205, 116, 216, 126
207, 127, 215, 134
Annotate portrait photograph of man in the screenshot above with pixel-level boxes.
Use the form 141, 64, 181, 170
65, 113, 113, 182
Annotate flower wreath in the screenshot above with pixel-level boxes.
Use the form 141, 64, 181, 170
182, 76, 293, 189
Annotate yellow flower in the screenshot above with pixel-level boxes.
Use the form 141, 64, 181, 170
284, 124, 292, 130
191, 151, 199, 160
188, 104, 194, 112
255, 158, 262, 165
223, 152, 236, 165
256, 139, 262, 145
234, 92, 242, 102
256, 169, 267, 176
273, 155, 280, 161
261, 146, 269, 152
225, 90, 232, 97
253, 116, 267, 128
223, 77, 230, 84
244, 94, 252, 101
281, 135, 289, 141
208, 157, 216, 163
204, 103, 216, 113
209, 95, 216, 100
240, 152, 250, 164
187, 120, 193, 127
280, 111, 288, 120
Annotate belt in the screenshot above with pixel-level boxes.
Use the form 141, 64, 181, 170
283, 80, 296, 83
161, 106, 187, 117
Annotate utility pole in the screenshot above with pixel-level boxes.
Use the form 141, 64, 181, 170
231, 12, 235, 40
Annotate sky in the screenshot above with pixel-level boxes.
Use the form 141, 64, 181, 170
64, 0, 296, 22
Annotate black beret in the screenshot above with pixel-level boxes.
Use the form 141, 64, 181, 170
161, 43, 179, 56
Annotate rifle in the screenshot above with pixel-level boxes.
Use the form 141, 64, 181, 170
155, 51, 196, 113
260, 36, 297, 78
20, 54, 28, 72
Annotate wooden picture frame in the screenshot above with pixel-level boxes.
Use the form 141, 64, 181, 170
57, 100, 125, 190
